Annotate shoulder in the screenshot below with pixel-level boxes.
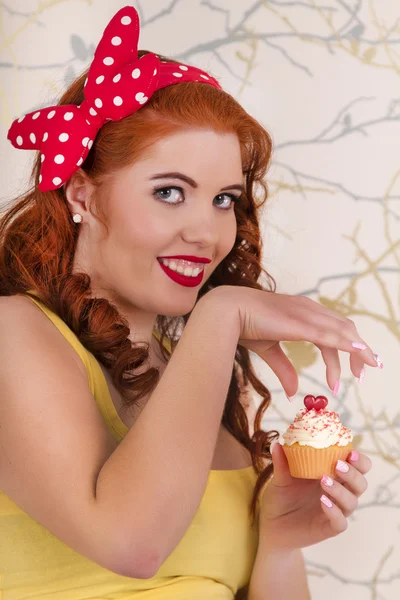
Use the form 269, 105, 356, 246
0, 294, 87, 378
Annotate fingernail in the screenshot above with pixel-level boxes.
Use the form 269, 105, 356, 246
349, 450, 359, 462
321, 474, 334, 487
373, 353, 384, 369
352, 342, 367, 350
336, 459, 349, 473
332, 379, 340, 396
357, 367, 365, 384
286, 394, 296, 402
320, 494, 333, 508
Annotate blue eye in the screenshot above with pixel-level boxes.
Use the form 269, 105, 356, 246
154, 187, 184, 204
214, 193, 239, 210
152, 186, 240, 210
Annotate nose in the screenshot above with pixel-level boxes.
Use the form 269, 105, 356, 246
181, 202, 221, 248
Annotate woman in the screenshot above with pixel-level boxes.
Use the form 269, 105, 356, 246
0, 5, 378, 599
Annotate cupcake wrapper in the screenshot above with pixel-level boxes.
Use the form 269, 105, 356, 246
282, 443, 353, 479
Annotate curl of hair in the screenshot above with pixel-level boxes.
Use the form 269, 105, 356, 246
0, 51, 280, 526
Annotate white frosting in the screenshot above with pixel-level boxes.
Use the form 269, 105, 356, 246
280, 407, 353, 449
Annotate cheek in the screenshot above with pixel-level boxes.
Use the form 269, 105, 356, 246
115, 210, 171, 255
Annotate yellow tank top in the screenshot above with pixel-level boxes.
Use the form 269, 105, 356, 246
0, 294, 259, 599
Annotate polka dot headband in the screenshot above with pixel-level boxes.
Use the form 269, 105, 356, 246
7, 5, 221, 192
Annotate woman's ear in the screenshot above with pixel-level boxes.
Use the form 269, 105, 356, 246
64, 170, 95, 222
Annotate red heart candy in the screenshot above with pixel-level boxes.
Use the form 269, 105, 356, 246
314, 395, 328, 411
304, 395, 316, 410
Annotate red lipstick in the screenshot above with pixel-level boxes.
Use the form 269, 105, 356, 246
158, 259, 206, 288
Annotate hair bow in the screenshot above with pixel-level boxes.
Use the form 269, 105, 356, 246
7, 5, 221, 192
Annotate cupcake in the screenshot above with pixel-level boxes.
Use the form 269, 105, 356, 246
280, 394, 353, 479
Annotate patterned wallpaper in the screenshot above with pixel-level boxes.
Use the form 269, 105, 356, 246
0, 1, 398, 599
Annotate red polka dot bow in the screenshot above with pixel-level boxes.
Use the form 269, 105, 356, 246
7, 5, 221, 192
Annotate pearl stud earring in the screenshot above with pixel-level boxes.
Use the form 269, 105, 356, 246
72, 213, 82, 223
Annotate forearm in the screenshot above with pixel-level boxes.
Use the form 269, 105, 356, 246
94, 294, 240, 571
248, 543, 310, 600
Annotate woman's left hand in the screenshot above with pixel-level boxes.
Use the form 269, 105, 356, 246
259, 442, 372, 550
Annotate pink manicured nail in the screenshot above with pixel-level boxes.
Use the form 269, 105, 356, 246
320, 494, 333, 508
357, 367, 365, 384
352, 342, 367, 350
349, 450, 359, 462
336, 460, 349, 473
332, 380, 340, 396
373, 353, 384, 369
321, 474, 334, 487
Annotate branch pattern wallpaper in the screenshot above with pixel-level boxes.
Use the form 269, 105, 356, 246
0, 1, 398, 599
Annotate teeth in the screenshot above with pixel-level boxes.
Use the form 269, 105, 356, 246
159, 258, 204, 277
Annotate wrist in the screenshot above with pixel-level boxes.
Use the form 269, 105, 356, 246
257, 535, 303, 557
194, 287, 240, 335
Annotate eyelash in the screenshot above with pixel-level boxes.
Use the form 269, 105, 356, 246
152, 186, 240, 211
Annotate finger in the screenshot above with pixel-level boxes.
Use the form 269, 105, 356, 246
334, 460, 369, 498
297, 296, 349, 323
346, 450, 373, 475
270, 441, 293, 486
318, 346, 341, 393
319, 494, 348, 536
259, 342, 299, 399
321, 475, 359, 517
349, 353, 366, 382
293, 309, 377, 367
296, 297, 380, 368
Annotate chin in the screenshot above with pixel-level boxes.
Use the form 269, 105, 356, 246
160, 298, 198, 318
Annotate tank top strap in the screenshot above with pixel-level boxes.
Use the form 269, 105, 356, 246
19, 291, 172, 443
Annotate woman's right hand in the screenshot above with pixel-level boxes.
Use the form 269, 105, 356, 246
203, 285, 378, 398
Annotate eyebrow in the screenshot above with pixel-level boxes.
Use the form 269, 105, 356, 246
149, 171, 245, 194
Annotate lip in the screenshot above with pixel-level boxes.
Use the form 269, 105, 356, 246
158, 255, 212, 264
158, 259, 205, 288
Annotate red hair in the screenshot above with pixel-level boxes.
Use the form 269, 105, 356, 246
0, 51, 279, 525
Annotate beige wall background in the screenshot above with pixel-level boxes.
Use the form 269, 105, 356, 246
0, 1, 399, 598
